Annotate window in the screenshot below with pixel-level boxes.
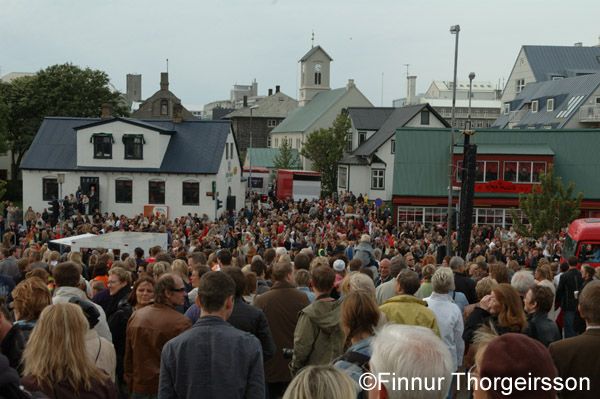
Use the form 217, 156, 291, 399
504, 103, 510, 115
338, 166, 348, 189
123, 135, 143, 159
477, 120, 483, 128
421, 110, 430, 125
486, 120, 492, 128
268, 119, 277, 128
457, 160, 498, 183
115, 179, 132, 203
92, 134, 113, 159
43, 178, 58, 201
274, 137, 279, 148
230, 143, 234, 159
516, 79, 525, 93
547, 98, 554, 112
226, 143, 229, 159
503, 161, 547, 183
552, 76, 564, 80
160, 100, 168, 115
314, 73, 321, 85
346, 132, 352, 152
149, 180, 165, 204
371, 169, 385, 190
595, 96, 600, 105
391, 139, 395, 154
358, 132, 367, 144
267, 135, 271, 147
532, 100, 538, 113
182, 182, 199, 205
296, 138, 301, 149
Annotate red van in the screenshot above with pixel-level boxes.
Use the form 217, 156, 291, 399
562, 218, 600, 267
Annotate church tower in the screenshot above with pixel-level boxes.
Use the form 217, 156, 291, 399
298, 45, 333, 106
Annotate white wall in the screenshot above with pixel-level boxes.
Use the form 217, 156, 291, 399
77, 120, 168, 169
501, 48, 535, 105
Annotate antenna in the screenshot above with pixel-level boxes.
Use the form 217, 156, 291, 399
404, 64, 411, 77
166, 58, 169, 73
311, 30, 314, 48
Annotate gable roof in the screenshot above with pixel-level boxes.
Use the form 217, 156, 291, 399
352, 104, 450, 156
492, 72, 600, 129
20, 117, 231, 174
247, 148, 300, 169
523, 45, 600, 81
223, 92, 298, 119
348, 107, 396, 131
271, 87, 347, 133
393, 127, 600, 199
299, 45, 333, 62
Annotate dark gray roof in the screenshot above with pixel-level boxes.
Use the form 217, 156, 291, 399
223, 92, 298, 119
492, 72, 600, 129
339, 155, 368, 165
348, 107, 395, 130
523, 45, 600, 81
20, 117, 231, 174
299, 45, 333, 62
352, 104, 449, 156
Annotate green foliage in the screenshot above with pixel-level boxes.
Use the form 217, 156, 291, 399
0, 63, 129, 180
300, 113, 350, 196
273, 139, 301, 170
511, 164, 584, 237
0, 180, 6, 213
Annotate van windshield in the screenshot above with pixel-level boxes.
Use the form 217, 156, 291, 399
563, 234, 576, 260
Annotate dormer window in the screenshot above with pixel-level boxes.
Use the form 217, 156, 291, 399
91, 133, 114, 159
547, 98, 554, 112
160, 100, 168, 115
532, 100, 539, 113
123, 134, 145, 160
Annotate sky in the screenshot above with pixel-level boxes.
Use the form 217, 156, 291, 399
2, 0, 600, 109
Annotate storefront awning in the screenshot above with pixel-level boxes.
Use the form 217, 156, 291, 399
122, 133, 146, 144
89, 133, 114, 143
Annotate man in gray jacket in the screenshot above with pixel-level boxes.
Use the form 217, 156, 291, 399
159, 271, 264, 399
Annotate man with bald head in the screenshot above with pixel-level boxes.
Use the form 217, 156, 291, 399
374, 258, 391, 287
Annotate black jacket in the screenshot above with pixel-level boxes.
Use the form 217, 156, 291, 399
454, 272, 477, 304
227, 297, 276, 362
526, 311, 561, 347
556, 268, 584, 312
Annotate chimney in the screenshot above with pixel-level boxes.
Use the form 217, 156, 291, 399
243, 95, 248, 108
160, 72, 169, 90
101, 103, 113, 118
346, 79, 355, 90
172, 103, 183, 123
407, 76, 417, 105
268, 88, 273, 96
574, 42, 583, 47
276, 85, 280, 93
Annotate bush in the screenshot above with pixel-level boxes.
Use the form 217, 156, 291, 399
1, 179, 23, 202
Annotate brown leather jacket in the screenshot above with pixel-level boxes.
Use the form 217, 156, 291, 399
124, 304, 191, 394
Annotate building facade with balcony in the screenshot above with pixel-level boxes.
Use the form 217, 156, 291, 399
492, 72, 600, 129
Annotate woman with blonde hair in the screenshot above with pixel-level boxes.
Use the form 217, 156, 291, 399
12, 278, 52, 329
21, 303, 117, 398
171, 259, 191, 291
283, 365, 356, 399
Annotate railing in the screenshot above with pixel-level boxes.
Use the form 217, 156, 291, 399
508, 109, 528, 124
579, 105, 600, 122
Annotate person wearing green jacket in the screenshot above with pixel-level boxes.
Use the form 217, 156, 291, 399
289, 265, 344, 376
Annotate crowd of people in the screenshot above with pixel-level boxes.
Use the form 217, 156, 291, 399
0, 192, 598, 399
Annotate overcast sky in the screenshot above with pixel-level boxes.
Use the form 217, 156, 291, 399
2, 0, 599, 109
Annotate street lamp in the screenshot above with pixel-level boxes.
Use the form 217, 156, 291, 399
447, 24, 460, 254
467, 72, 475, 131
248, 104, 260, 211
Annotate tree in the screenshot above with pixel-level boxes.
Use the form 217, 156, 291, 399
273, 139, 301, 171
300, 113, 350, 196
0, 63, 129, 180
511, 164, 584, 237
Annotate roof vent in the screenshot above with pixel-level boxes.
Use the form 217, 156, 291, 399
574, 42, 583, 47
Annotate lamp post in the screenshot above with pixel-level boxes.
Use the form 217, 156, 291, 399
248, 104, 260, 212
467, 72, 475, 130
447, 24, 460, 254
57, 172, 65, 254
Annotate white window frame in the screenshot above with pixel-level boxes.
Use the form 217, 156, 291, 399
346, 132, 353, 152
504, 103, 510, 115
338, 166, 348, 189
531, 100, 538, 113
547, 98, 554, 112
296, 138, 301, 149
516, 79, 525, 93
358, 131, 367, 145
371, 169, 385, 190
267, 119, 277, 128
391, 139, 395, 154
274, 137, 279, 148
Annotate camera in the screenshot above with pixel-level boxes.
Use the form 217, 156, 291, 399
282, 348, 294, 359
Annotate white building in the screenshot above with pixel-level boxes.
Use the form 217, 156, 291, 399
20, 112, 243, 220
